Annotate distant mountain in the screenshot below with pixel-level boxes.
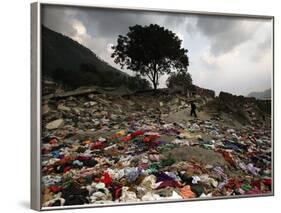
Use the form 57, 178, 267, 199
248, 88, 271, 100
41, 25, 151, 90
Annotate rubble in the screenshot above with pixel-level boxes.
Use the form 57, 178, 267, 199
41, 88, 272, 207
42, 104, 50, 115
57, 104, 71, 112
45, 119, 64, 130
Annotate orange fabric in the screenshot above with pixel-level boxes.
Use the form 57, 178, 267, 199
121, 135, 132, 142
82, 140, 92, 145
217, 150, 236, 168
143, 135, 159, 143
180, 185, 195, 199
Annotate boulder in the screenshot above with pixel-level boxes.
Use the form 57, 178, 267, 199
57, 104, 71, 112
46, 119, 64, 130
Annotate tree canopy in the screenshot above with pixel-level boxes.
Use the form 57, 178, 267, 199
166, 71, 193, 92
111, 24, 189, 90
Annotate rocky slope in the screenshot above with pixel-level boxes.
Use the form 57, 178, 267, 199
41, 86, 272, 207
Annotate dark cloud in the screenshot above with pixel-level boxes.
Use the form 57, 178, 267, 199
42, 5, 194, 43
196, 16, 260, 56
77, 8, 152, 38
41, 5, 78, 37
41, 5, 272, 95
42, 5, 174, 42
41, 5, 193, 67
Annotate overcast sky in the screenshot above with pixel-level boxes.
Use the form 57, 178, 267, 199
42, 5, 273, 96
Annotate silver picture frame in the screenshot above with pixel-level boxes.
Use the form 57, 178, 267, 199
31, 1, 274, 211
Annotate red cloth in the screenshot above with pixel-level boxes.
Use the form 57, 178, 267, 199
121, 135, 132, 142
110, 185, 123, 200
131, 130, 145, 138
90, 141, 103, 149
49, 186, 63, 193
143, 135, 159, 143
101, 172, 112, 187
251, 180, 261, 189
225, 178, 242, 189
63, 166, 71, 173
49, 138, 58, 144
76, 156, 91, 161
263, 178, 272, 186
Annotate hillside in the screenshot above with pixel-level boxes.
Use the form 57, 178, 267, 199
248, 88, 271, 100
41, 25, 150, 90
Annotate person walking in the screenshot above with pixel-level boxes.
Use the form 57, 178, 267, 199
190, 101, 197, 118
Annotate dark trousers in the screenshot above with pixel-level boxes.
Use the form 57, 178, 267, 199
190, 109, 197, 118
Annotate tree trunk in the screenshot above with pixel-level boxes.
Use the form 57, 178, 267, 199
152, 63, 158, 90
153, 81, 157, 90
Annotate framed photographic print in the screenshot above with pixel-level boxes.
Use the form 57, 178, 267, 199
31, 1, 274, 211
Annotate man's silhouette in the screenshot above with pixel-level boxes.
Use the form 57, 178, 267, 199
190, 101, 197, 118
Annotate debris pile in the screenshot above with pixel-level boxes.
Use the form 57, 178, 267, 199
41, 90, 272, 207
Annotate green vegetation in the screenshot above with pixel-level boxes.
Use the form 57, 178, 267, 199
111, 24, 189, 90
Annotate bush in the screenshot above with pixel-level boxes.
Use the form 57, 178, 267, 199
166, 71, 193, 91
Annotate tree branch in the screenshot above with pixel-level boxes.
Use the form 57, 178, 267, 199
146, 72, 153, 82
